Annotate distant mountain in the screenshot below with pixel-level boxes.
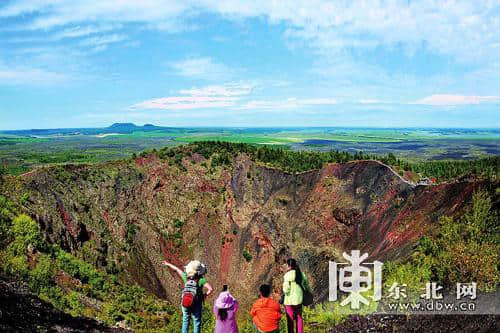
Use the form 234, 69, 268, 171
108, 122, 138, 130
0, 123, 170, 137
105, 123, 168, 133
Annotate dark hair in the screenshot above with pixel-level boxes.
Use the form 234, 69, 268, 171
259, 284, 271, 297
286, 258, 303, 287
218, 308, 228, 321
223, 285, 228, 292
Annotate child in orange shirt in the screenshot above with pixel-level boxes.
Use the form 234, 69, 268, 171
250, 285, 282, 333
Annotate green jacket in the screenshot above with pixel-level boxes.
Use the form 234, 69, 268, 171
282, 270, 311, 306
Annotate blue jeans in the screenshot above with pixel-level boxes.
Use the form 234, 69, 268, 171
181, 301, 202, 333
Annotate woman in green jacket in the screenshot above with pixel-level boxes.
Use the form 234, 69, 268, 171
282, 258, 310, 333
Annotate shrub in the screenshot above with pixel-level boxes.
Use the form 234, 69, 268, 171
55, 250, 81, 277
29, 254, 54, 292
3, 255, 29, 277
303, 303, 347, 329
383, 260, 431, 296
39, 286, 67, 311
242, 249, 252, 262
67, 291, 84, 317
10, 214, 44, 255
0, 210, 175, 331
20, 193, 29, 204
446, 241, 499, 291
126, 224, 136, 245
303, 293, 378, 332
173, 218, 184, 228
463, 191, 499, 244
0, 195, 14, 248
411, 191, 499, 292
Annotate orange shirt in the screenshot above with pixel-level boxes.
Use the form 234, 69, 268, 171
250, 297, 282, 332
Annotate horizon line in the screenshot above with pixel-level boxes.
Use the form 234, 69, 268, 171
1, 124, 500, 132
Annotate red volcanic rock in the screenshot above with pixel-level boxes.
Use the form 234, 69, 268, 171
5, 154, 490, 308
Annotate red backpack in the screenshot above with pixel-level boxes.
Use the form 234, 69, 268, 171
181, 278, 199, 308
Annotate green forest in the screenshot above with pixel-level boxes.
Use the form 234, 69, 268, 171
156, 141, 499, 181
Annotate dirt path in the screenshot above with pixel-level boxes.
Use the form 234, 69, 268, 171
370, 160, 418, 187
19, 169, 38, 178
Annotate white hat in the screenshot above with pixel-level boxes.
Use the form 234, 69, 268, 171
185, 260, 206, 277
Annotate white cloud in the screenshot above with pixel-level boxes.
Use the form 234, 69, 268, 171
131, 83, 339, 111
3, 1, 499, 63
52, 24, 122, 40
130, 83, 252, 110
204, 0, 500, 63
179, 83, 253, 96
302, 98, 338, 105
2, 0, 500, 94
239, 97, 337, 110
131, 96, 237, 110
239, 99, 296, 110
359, 99, 384, 104
0, 0, 58, 18
79, 34, 128, 47
0, 67, 67, 85
0, 0, 190, 31
270, 80, 292, 87
168, 57, 234, 79
415, 94, 500, 106
357, 99, 399, 104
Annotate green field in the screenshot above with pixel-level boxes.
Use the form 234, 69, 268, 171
175, 133, 300, 144
0, 125, 498, 175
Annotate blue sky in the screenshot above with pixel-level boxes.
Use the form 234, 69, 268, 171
0, 0, 499, 129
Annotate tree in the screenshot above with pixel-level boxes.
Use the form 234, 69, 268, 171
414, 191, 499, 291
0, 163, 7, 181
10, 214, 45, 255
0, 195, 14, 248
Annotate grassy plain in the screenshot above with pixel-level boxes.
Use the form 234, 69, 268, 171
0, 126, 498, 175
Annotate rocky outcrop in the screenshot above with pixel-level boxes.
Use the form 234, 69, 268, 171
327, 314, 499, 333
0, 278, 129, 333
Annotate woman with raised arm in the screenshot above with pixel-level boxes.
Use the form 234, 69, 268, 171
162, 260, 214, 333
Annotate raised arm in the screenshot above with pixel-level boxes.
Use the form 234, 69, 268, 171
204, 282, 214, 297
161, 261, 184, 280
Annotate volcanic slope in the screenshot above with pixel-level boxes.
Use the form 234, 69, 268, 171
2, 146, 486, 305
